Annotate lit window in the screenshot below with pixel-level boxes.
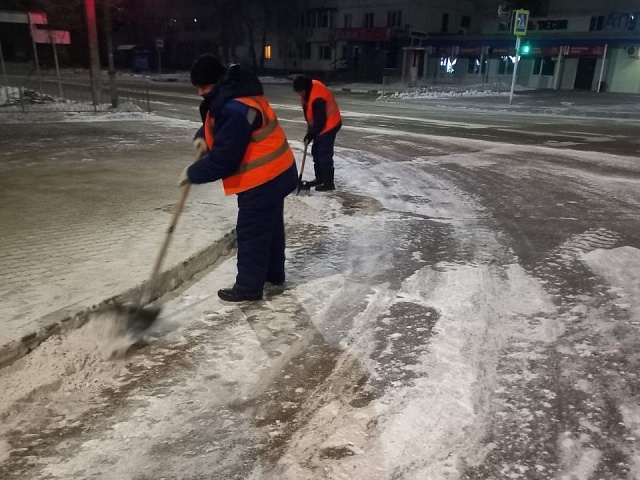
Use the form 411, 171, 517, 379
264, 45, 272, 60
439, 56, 457, 73
498, 55, 515, 74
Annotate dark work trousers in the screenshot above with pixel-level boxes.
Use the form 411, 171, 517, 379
311, 130, 338, 167
234, 198, 286, 295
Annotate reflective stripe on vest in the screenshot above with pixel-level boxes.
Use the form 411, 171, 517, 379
304, 79, 342, 135
203, 95, 295, 195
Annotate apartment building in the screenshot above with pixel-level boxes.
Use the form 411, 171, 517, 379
106, 0, 640, 94
261, 0, 477, 82
259, 0, 640, 93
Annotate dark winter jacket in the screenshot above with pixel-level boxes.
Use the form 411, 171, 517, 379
187, 64, 298, 208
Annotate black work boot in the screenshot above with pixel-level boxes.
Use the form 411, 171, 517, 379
301, 163, 323, 189
315, 166, 335, 191
264, 280, 286, 297
218, 287, 262, 302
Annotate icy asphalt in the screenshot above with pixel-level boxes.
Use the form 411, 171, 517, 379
2, 84, 640, 479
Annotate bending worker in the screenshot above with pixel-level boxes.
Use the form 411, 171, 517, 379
179, 54, 298, 302
293, 75, 342, 192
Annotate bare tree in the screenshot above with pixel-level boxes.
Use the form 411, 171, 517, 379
251, 0, 306, 72
237, 0, 260, 71
207, 0, 244, 64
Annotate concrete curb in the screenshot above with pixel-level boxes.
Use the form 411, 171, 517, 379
339, 88, 382, 95
0, 231, 237, 370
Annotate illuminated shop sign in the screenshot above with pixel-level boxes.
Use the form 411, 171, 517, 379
517, 12, 640, 33
603, 12, 640, 30
533, 20, 568, 30
336, 27, 391, 42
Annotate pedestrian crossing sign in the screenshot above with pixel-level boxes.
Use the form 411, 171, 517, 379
513, 9, 530, 36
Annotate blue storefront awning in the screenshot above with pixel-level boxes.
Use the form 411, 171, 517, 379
427, 35, 640, 48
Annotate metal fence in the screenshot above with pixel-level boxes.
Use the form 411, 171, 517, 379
0, 68, 152, 114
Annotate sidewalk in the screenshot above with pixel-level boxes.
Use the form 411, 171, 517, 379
336, 82, 640, 120
429, 89, 640, 120
0, 113, 238, 366
37, 66, 640, 120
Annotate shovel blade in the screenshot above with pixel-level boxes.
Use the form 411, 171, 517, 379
112, 302, 162, 334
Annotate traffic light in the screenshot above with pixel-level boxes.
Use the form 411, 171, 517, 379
520, 42, 532, 55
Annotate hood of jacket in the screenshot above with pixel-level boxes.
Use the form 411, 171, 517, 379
199, 64, 264, 122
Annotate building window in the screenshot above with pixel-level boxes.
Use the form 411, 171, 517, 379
589, 15, 604, 31
319, 44, 332, 60
468, 58, 487, 74
533, 56, 555, 75
302, 42, 311, 59
498, 55, 515, 74
387, 10, 402, 27
440, 56, 456, 74
344, 13, 352, 28
297, 9, 336, 29
441, 13, 449, 33
318, 10, 331, 28
264, 45, 271, 60
363, 12, 374, 28
461, 16, 471, 28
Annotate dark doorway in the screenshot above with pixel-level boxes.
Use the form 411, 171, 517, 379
574, 57, 596, 90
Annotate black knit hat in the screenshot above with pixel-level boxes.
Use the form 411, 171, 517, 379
190, 54, 227, 86
293, 75, 312, 92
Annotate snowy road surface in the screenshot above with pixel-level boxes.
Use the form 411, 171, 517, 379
2, 90, 640, 479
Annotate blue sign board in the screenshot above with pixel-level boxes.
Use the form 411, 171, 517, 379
513, 9, 530, 36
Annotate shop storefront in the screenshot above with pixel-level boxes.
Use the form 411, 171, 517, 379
417, 10, 640, 94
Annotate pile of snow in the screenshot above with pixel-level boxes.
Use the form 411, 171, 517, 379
260, 75, 291, 84
0, 86, 19, 106
382, 82, 514, 100
1, 87, 58, 106
0, 84, 145, 113
0, 86, 62, 109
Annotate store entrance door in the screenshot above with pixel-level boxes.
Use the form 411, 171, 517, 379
574, 57, 596, 90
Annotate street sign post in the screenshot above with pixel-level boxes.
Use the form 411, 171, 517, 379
509, 9, 530, 105
513, 9, 529, 36
156, 38, 164, 75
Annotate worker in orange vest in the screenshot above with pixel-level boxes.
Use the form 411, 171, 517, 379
178, 54, 298, 302
293, 75, 342, 191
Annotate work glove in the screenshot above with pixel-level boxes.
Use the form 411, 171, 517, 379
177, 165, 190, 187
303, 132, 315, 144
193, 138, 208, 160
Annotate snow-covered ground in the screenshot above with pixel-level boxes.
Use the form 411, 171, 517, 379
2, 84, 640, 479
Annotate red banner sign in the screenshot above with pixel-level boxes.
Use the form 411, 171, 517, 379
336, 27, 391, 42
567, 45, 605, 56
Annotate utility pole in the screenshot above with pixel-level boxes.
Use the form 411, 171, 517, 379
0, 39, 8, 103
103, 0, 118, 107
85, 0, 101, 109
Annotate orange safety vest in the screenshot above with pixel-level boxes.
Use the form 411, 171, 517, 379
204, 95, 295, 195
303, 80, 341, 135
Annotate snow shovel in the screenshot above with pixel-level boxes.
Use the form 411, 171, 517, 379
112, 183, 191, 334
296, 140, 310, 195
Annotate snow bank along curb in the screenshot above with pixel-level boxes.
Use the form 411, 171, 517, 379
0, 231, 237, 370
339, 87, 382, 95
